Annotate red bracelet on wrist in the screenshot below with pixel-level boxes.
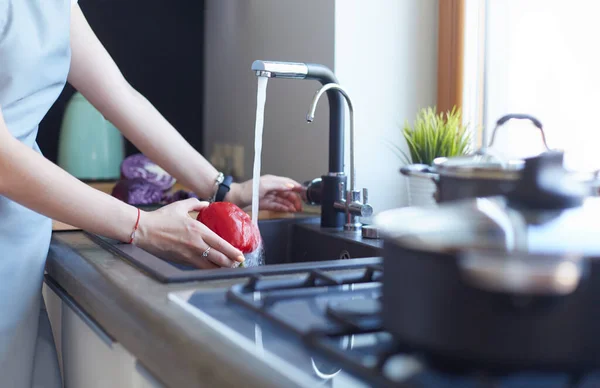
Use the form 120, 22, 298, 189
128, 208, 141, 244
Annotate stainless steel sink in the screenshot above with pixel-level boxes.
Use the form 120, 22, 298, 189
84, 214, 383, 283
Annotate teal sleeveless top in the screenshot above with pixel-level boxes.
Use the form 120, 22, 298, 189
0, 1, 76, 386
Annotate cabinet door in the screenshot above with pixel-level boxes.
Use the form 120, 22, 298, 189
44, 277, 165, 388
42, 282, 64, 376
62, 306, 135, 388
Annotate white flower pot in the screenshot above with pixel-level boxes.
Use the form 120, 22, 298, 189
407, 175, 438, 207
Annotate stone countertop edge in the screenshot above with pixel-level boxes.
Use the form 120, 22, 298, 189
45, 231, 318, 388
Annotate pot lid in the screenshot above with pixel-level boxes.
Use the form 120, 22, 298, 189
432, 113, 551, 180
375, 196, 600, 257
377, 152, 599, 257
432, 151, 524, 180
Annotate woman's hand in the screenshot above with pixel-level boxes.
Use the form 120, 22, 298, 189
225, 175, 304, 212
134, 198, 245, 269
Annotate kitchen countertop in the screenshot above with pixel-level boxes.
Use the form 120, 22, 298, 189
46, 230, 322, 388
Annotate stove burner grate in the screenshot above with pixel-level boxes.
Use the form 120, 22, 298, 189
226, 264, 596, 387
226, 265, 409, 386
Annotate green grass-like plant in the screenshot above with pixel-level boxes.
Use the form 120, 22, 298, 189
393, 106, 472, 166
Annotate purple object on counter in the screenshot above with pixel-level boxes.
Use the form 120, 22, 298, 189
120, 153, 176, 191
112, 178, 164, 205
161, 190, 199, 204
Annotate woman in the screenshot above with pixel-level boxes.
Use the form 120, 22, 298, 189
0, 1, 303, 387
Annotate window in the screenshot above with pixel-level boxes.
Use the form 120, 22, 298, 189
461, 0, 600, 172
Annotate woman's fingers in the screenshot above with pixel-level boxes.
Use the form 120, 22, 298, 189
175, 197, 210, 214
261, 192, 302, 212
259, 199, 291, 212
205, 248, 238, 268
277, 191, 303, 211
200, 226, 245, 264
260, 175, 303, 193
187, 233, 240, 268
138, 201, 247, 269
268, 195, 297, 211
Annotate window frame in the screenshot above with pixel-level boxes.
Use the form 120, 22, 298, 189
436, 0, 465, 113
438, 0, 488, 150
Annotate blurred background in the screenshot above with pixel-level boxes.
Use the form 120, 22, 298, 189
39, 0, 206, 162
43, 0, 438, 213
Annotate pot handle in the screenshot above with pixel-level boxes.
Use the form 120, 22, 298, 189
458, 249, 583, 296
487, 113, 551, 151
400, 164, 439, 181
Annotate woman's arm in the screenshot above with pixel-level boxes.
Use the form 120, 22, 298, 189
67, 6, 220, 200
67, 6, 303, 211
0, 109, 137, 243
0, 109, 243, 269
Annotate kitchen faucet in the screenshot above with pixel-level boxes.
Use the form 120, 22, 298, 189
252, 60, 347, 229
306, 83, 372, 231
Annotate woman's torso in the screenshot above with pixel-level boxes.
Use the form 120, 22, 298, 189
0, 0, 72, 141
0, 1, 73, 387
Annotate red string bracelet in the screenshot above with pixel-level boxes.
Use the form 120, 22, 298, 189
128, 208, 141, 244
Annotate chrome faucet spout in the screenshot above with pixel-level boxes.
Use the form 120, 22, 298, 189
306, 83, 372, 232
251, 60, 308, 79
255, 70, 272, 78
307, 83, 356, 192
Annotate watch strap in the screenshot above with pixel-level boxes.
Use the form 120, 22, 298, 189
215, 175, 234, 202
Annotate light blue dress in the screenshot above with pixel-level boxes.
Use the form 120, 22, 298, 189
0, 1, 75, 387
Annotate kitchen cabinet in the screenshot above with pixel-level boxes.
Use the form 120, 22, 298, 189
43, 278, 164, 388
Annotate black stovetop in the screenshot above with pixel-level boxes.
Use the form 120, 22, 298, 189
168, 260, 600, 388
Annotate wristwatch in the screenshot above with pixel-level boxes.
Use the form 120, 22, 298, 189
211, 172, 234, 202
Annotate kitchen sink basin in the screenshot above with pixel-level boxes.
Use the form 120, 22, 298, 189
259, 216, 383, 265
84, 213, 383, 283
256, 215, 319, 265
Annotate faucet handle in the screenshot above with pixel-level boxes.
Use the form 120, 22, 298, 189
362, 188, 369, 204
338, 182, 345, 201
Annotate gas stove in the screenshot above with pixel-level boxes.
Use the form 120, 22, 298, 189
168, 258, 600, 388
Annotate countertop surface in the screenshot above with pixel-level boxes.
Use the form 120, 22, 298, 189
47, 231, 324, 388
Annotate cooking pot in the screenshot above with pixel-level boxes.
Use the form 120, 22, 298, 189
377, 151, 600, 371
399, 113, 600, 203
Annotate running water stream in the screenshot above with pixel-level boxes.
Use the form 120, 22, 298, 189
252, 76, 268, 226
243, 76, 269, 267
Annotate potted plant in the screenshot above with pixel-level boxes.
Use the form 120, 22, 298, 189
393, 106, 471, 206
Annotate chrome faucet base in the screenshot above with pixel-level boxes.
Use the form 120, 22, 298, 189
361, 225, 381, 239
344, 223, 363, 232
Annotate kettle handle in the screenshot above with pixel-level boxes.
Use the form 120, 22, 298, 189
487, 113, 550, 151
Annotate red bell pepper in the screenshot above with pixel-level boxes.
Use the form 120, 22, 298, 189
197, 202, 261, 254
